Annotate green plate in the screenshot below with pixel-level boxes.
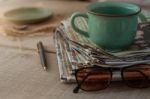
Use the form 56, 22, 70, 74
4, 7, 52, 24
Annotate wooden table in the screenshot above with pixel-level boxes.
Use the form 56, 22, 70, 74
0, 0, 149, 99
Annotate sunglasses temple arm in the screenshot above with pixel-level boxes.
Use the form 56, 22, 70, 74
136, 69, 149, 80
73, 85, 81, 93
73, 73, 91, 93
128, 69, 148, 80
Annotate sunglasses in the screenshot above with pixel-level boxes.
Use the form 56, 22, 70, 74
73, 64, 150, 93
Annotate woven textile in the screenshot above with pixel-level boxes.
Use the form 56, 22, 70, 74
1, 15, 60, 37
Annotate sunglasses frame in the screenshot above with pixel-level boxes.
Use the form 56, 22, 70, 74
74, 64, 150, 93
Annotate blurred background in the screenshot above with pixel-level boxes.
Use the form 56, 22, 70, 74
0, 0, 149, 50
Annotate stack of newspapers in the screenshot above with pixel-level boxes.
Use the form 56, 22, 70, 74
54, 17, 150, 82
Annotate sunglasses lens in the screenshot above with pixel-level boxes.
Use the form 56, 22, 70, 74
76, 67, 111, 91
123, 64, 150, 88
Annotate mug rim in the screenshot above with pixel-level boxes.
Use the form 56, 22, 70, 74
87, 2, 141, 17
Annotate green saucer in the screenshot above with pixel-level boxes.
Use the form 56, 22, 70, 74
4, 7, 52, 24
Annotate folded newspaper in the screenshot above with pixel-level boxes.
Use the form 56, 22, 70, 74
54, 13, 150, 83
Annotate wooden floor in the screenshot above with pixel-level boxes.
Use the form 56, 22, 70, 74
0, 0, 149, 99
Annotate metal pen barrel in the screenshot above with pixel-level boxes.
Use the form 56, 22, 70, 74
37, 41, 47, 70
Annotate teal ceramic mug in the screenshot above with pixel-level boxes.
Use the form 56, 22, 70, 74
71, 2, 141, 51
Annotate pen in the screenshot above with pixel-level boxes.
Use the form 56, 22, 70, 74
37, 41, 47, 70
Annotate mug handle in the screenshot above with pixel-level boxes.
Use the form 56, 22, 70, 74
71, 12, 89, 38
